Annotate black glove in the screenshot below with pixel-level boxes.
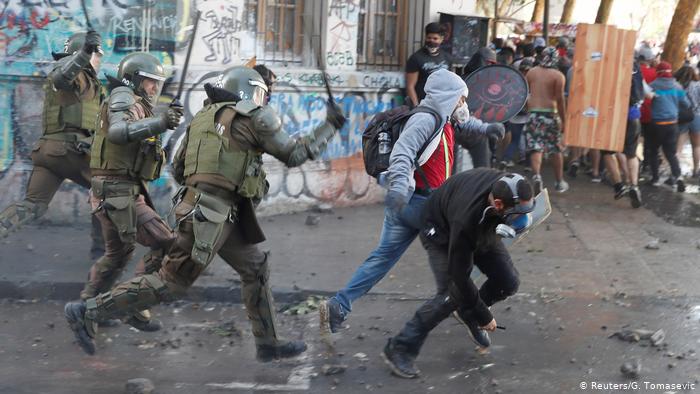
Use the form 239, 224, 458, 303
164, 103, 184, 129
326, 99, 347, 130
82, 30, 102, 55
486, 122, 505, 142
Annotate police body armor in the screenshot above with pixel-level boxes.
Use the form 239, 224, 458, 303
43, 58, 101, 137
90, 98, 165, 181
184, 101, 267, 200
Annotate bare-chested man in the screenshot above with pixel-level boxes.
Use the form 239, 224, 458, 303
525, 46, 568, 193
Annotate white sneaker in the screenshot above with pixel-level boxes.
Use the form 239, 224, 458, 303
555, 180, 569, 193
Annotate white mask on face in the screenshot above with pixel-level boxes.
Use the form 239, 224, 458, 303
452, 101, 470, 123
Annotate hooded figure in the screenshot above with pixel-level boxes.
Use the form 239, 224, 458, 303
318, 69, 505, 335
388, 69, 496, 200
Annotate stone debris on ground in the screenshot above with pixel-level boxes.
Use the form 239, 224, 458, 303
645, 239, 660, 250
609, 328, 665, 347
322, 364, 347, 376
620, 359, 641, 379
305, 215, 321, 226
125, 378, 154, 394
353, 352, 369, 362
210, 319, 241, 338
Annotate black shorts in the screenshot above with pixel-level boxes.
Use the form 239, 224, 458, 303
601, 118, 640, 157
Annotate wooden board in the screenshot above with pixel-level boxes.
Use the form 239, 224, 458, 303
564, 24, 637, 151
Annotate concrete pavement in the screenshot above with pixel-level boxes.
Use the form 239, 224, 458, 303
1, 171, 700, 393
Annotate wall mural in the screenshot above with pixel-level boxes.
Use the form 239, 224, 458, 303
0, 0, 404, 223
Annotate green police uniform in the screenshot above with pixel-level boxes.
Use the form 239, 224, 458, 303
80, 52, 178, 307
0, 32, 104, 257
68, 66, 347, 360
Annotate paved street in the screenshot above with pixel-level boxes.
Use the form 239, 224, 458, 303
1, 174, 700, 394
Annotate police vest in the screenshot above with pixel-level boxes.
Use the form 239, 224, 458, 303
90, 99, 165, 181
42, 70, 101, 135
184, 101, 266, 199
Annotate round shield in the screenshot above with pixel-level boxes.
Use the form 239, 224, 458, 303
464, 65, 529, 123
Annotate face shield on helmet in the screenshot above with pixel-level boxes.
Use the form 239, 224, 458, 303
134, 72, 166, 105
248, 79, 268, 107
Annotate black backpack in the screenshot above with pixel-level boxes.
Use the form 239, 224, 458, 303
362, 105, 443, 179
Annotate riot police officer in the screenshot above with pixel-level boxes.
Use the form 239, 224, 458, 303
0, 31, 105, 258
65, 66, 347, 360
76, 52, 182, 333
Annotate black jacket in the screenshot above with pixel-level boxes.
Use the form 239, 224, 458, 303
422, 168, 505, 325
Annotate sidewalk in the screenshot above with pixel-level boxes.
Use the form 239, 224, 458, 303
1, 172, 699, 303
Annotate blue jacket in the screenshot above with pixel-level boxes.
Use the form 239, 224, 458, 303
650, 77, 691, 122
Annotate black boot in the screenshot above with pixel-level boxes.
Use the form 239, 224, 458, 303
256, 340, 307, 362
125, 315, 162, 332
453, 309, 491, 348
381, 338, 419, 378
64, 301, 96, 355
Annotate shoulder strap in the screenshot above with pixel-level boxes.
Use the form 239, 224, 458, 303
410, 106, 444, 158
405, 106, 445, 193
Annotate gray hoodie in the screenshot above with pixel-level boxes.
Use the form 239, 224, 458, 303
388, 68, 489, 197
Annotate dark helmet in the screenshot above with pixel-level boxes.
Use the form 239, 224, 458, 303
214, 66, 268, 106
117, 52, 166, 104
63, 32, 103, 55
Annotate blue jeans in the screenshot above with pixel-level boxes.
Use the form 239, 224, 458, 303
332, 193, 428, 315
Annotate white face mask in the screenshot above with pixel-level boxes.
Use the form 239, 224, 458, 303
452, 101, 470, 123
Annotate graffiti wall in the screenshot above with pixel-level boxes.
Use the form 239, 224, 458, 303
0, 0, 405, 224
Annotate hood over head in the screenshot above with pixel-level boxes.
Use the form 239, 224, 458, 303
418, 68, 467, 121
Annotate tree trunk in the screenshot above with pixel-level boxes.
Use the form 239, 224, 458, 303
560, 0, 576, 23
498, 0, 513, 17
595, 0, 614, 24
531, 0, 544, 22
662, 0, 700, 70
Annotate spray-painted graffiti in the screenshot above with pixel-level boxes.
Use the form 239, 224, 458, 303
186, 0, 255, 67
0, 0, 408, 224
326, 0, 359, 70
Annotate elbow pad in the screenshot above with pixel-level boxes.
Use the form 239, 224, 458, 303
305, 121, 337, 159
50, 51, 91, 90
108, 115, 168, 145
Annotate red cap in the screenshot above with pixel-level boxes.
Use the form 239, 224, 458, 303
656, 61, 673, 77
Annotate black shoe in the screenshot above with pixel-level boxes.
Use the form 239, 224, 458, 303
381, 339, 419, 379
567, 161, 579, 178
125, 316, 162, 332
453, 310, 491, 348
64, 301, 96, 355
676, 178, 686, 193
629, 186, 642, 209
614, 184, 629, 200
319, 299, 345, 334
256, 340, 307, 362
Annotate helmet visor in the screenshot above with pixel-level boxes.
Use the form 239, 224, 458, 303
136, 71, 166, 105
249, 79, 268, 106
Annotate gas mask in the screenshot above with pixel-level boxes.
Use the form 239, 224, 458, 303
479, 174, 535, 239
452, 101, 470, 123
424, 41, 440, 55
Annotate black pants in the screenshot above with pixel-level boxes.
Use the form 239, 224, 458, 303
647, 123, 681, 179
392, 236, 519, 355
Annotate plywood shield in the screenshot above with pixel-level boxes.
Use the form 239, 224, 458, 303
564, 24, 637, 151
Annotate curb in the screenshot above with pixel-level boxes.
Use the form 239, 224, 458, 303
0, 280, 335, 303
